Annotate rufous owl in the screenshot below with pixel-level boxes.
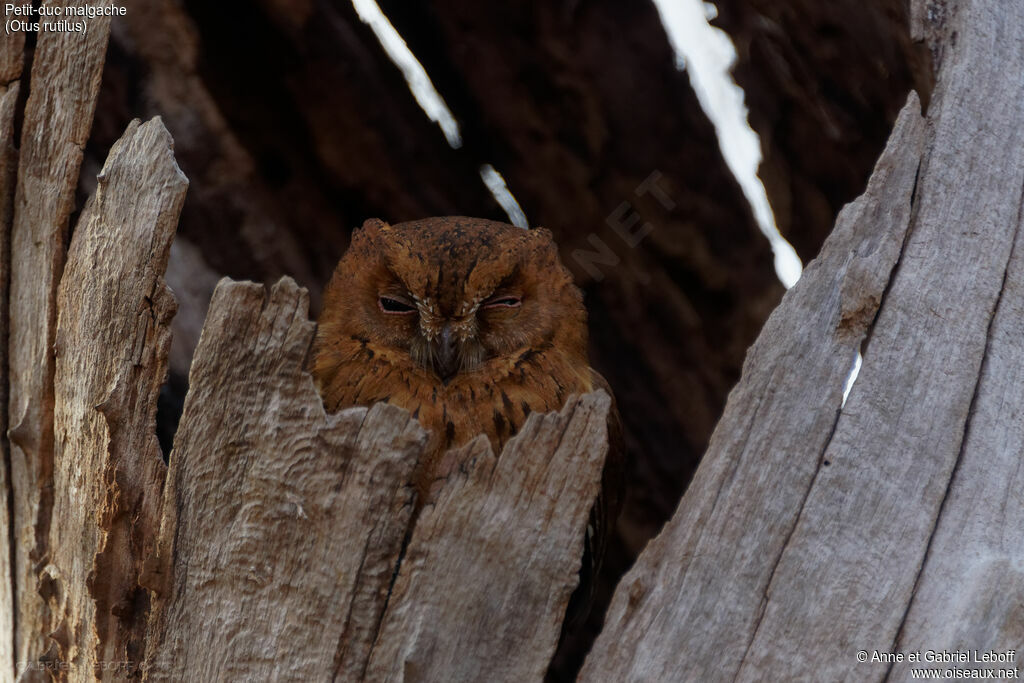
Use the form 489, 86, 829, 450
311, 216, 623, 609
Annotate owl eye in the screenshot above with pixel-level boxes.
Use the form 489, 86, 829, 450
483, 295, 522, 309
378, 295, 417, 315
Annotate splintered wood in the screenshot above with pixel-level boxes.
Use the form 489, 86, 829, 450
141, 278, 427, 682
3, 107, 608, 679
363, 393, 609, 682
49, 118, 186, 680
0, 48, 607, 679
5, 3, 113, 674
8, 0, 1024, 678
141, 279, 608, 682
578, 93, 926, 683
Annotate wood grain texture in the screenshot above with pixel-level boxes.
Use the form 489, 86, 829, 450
0, 26, 24, 683
583, 0, 1024, 680
141, 278, 428, 682
579, 93, 927, 681
731, 2, 1023, 676
48, 118, 186, 681
363, 392, 609, 682
140, 277, 609, 682
14, 2, 1021, 679
6, 2, 112, 670
0, 25, 25, 86
883, 1, 1024, 678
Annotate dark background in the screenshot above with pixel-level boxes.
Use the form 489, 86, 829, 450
69, 0, 928, 676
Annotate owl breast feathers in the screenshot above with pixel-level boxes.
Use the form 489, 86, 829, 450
312, 217, 623, 610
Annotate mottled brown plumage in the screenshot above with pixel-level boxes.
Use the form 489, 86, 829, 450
311, 216, 623, 613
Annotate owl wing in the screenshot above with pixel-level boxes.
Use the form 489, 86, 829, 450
565, 369, 626, 626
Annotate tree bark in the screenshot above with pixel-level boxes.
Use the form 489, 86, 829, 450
87, 0, 826, 567
49, 117, 185, 680
79, 12, 929, 674
363, 394, 609, 682
141, 278, 426, 682
0, 22, 25, 679
580, 0, 1024, 679
6, 5, 112, 672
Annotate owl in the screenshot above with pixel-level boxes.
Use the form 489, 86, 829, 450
311, 216, 623, 614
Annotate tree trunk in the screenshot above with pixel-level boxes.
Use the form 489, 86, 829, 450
0, 18, 25, 678
7, 6, 112, 671
49, 118, 183, 680
581, 0, 1024, 679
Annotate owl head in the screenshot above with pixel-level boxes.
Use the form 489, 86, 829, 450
314, 217, 588, 384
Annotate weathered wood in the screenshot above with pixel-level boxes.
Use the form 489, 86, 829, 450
583, 0, 1024, 680
93, 4, 796, 607
883, 2, 1024, 678
729, 2, 1024, 679
889, 229, 1024, 676
11, 1, 1023, 680
579, 93, 927, 681
141, 278, 427, 682
6, 3, 112, 670
0, 27, 25, 87
47, 118, 186, 681
0, 26, 25, 683
140, 276, 609, 682
363, 392, 608, 682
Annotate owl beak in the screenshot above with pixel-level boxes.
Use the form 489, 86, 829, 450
436, 324, 459, 381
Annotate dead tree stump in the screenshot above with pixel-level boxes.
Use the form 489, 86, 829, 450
1, 1, 1022, 681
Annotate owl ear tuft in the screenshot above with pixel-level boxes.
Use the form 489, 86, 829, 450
360, 218, 391, 233
524, 226, 567, 270
347, 218, 392, 255
529, 227, 556, 243
529, 227, 562, 255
